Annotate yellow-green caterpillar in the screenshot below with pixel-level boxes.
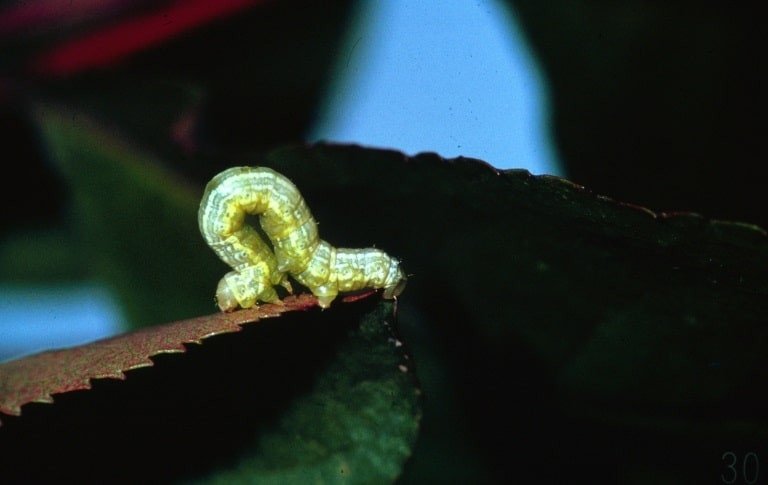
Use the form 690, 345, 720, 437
198, 166, 406, 310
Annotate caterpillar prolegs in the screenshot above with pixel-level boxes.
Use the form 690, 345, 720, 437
198, 166, 406, 310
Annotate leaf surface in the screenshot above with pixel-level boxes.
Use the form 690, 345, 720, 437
0, 295, 421, 484
260, 143, 768, 483
0, 294, 317, 419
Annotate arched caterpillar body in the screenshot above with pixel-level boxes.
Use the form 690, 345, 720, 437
198, 166, 406, 310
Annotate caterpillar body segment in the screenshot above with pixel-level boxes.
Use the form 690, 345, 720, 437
199, 166, 406, 310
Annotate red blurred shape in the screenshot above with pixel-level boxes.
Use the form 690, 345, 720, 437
0, 0, 139, 36
171, 102, 202, 155
30, 0, 262, 77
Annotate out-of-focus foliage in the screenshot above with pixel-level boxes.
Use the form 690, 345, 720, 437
509, 0, 767, 227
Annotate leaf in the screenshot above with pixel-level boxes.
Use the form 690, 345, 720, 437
0, 0, 136, 37
509, 1, 768, 230
29, 0, 265, 77
0, 228, 83, 282
0, 0, 264, 77
0, 295, 420, 483
256, 143, 768, 483
195, 300, 420, 484
0, 293, 317, 420
34, 104, 223, 327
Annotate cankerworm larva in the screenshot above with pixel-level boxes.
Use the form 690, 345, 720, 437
198, 166, 406, 310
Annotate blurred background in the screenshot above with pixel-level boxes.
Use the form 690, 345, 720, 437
1, 0, 567, 359
0, 0, 763, 407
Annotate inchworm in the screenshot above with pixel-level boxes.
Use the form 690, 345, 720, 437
198, 166, 406, 310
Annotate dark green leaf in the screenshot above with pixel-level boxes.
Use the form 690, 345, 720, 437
35, 104, 223, 326
258, 143, 768, 483
195, 300, 420, 484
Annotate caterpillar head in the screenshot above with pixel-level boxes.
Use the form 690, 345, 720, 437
382, 260, 407, 299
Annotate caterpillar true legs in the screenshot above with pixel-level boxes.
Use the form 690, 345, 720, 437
198, 166, 406, 310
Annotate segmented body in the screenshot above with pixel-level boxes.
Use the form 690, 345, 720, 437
198, 166, 406, 310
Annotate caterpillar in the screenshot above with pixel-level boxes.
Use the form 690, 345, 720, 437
198, 166, 406, 311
